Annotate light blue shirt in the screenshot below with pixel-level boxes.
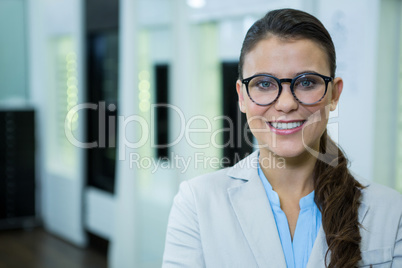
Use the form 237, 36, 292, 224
258, 165, 322, 268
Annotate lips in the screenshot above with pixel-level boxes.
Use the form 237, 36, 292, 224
267, 120, 306, 135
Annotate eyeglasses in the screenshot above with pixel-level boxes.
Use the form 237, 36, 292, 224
241, 72, 333, 106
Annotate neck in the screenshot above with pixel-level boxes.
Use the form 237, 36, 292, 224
259, 149, 317, 199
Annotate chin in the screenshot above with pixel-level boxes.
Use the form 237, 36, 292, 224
274, 150, 307, 160
259, 144, 307, 159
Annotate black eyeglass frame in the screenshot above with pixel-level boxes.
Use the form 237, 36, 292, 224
241, 72, 334, 106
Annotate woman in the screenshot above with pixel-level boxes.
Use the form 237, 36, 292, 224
163, 8, 402, 268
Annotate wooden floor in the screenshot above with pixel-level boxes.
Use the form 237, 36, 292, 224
0, 228, 107, 268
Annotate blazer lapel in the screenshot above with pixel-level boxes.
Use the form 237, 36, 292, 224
306, 225, 327, 268
227, 152, 286, 267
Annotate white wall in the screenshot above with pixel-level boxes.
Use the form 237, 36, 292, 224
109, 0, 140, 266
318, 0, 380, 181
374, 0, 402, 188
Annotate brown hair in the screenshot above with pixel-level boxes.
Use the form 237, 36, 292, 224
315, 130, 364, 267
238, 9, 365, 267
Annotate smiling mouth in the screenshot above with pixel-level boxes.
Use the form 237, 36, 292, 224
268, 120, 306, 130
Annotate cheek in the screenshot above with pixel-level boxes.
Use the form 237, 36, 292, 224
305, 96, 332, 119
244, 98, 267, 114
244, 104, 270, 130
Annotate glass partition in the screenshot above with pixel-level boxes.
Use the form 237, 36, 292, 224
0, 0, 28, 104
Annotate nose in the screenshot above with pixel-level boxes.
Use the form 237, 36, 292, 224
274, 84, 298, 113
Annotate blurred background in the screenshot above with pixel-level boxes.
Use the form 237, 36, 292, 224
0, 0, 401, 267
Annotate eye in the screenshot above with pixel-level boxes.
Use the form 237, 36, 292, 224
259, 81, 271, 88
294, 76, 318, 90
255, 77, 276, 88
248, 76, 278, 92
297, 79, 315, 87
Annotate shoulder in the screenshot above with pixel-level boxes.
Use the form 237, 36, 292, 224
182, 151, 259, 194
177, 151, 259, 203
354, 175, 402, 256
190, 167, 233, 185
181, 167, 245, 199
356, 175, 402, 209
168, 168, 236, 223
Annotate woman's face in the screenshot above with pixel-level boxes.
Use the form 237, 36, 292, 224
236, 36, 343, 159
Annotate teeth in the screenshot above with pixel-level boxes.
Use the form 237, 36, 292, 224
270, 121, 304, 130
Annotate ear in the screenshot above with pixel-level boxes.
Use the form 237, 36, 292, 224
330, 77, 343, 111
236, 79, 246, 113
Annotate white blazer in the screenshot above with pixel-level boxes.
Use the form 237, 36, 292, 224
162, 151, 402, 267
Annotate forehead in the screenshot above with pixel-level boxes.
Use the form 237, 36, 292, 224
242, 37, 330, 78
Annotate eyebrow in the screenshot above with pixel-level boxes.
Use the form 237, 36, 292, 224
252, 70, 321, 77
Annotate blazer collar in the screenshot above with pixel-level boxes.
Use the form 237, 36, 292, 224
226, 150, 260, 181
225, 151, 370, 267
